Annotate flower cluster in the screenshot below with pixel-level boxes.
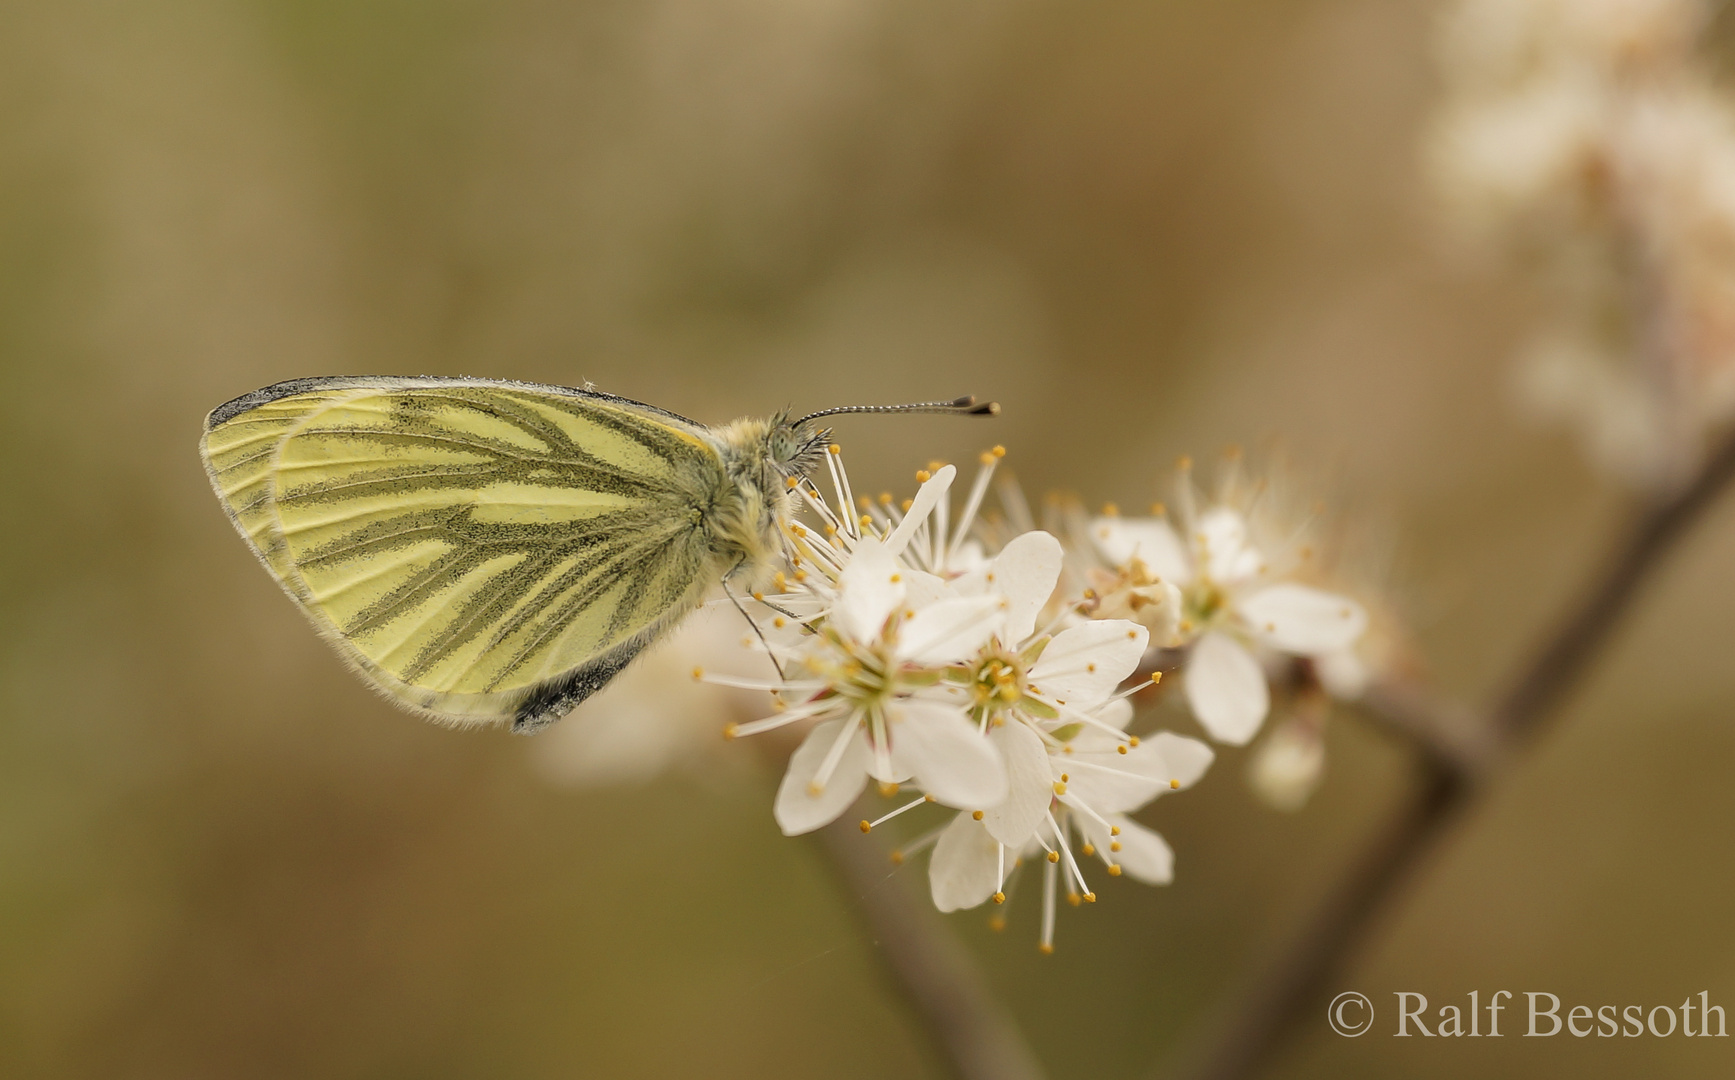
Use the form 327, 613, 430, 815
1429, 0, 1735, 487
706, 448, 1217, 951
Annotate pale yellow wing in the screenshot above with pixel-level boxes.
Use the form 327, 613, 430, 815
200, 376, 731, 731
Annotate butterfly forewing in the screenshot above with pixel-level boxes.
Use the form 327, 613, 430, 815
201, 377, 730, 726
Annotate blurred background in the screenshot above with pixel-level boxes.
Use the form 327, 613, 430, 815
3, 1, 1734, 1077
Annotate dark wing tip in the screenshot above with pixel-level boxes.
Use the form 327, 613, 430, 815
205, 376, 377, 431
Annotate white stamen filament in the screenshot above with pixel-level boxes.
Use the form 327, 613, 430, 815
1049, 811, 1091, 897
1040, 856, 1058, 952
866, 796, 929, 830
727, 698, 835, 738
946, 455, 997, 565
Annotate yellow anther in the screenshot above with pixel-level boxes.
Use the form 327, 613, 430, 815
1083, 892, 1097, 903
825, 524, 838, 536
1110, 841, 1122, 853
859, 820, 872, 833
979, 451, 995, 465
992, 445, 1005, 458
901, 498, 913, 511
752, 591, 764, 601
1039, 943, 1054, 955
890, 573, 901, 583
807, 782, 824, 796
1150, 671, 1163, 685
1062, 746, 1073, 755
1127, 736, 1140, 747
878, 781, 899, 797
785, 476, 799, 488
1087, 663, 1097, 673
860, 515, 872, 528
971, 810, 984, 821
989, 915, 1007, 931
722, 723, 738, 740
879, 491, 892, 504
1052, 782, 1067, 795
1150, 501, 1166, 515
1081, 843, 1095, 857
1103, 502, 1120, 517
858, 496, 872, 510
1117, 745, 1128, 755
915, 469, 932, 482
692, 666, 704, 680
828, 444, 842, 455
1082, 588, 1096, 600
1127, 630, 1137, 639
1170, 778, 1181, 789
889, 851, 905, 866
1177, 454, 1193, 470
1060, 773, 1069, 782
992, 891, 1006, 905
1067, 892, 1082, 907
774, 571, 788, 590
774, 617, 786, 629
1108, 865, 1123, 877
794, 569, 807, 581
1110, 826, 1121, 836
1047, 851, 1060, 864
925, 794, 936, 802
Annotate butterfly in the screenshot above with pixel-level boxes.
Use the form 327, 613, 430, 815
200, 376, 996, 734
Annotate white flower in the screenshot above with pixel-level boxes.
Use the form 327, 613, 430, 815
929, 725, 1214, 952
1090, 475, 1367, 746
709, 455, 1023, 837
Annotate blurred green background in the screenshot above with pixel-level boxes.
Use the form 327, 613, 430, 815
3, 1, 1734, 1077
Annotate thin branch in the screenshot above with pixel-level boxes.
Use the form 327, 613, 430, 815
1167, 424, 1735, 1080
812, 820, 1049, 1080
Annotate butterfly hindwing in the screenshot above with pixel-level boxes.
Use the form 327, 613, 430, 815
201, 376, 731, 727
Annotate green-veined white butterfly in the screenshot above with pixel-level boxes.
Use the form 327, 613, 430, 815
200, 376, 995, 733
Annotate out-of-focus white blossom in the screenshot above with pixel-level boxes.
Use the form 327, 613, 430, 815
530, 599, 771, 788
1430, 0, 1735, 487
1247, 710, 1327, 813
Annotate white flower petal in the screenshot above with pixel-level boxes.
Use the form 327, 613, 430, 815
898, 595, 1006, 665
883, 465, 956, 558
1091, 518, 1191, 583
982, 721, 1052, 847
1146, 731, 1215, 790
887, 699, 1007, 809
832, 538, 904, 643
1028, 620, 1149, 705
985, 531, 1064, 644
1083, 814, 1174, 885
1237, 584, 1368, 655
900, 569, 953, 610
774, 720, 871, 835
929, 812, 1004, 912
1184, 631, 1270, 745
1196, 507, 1261, 585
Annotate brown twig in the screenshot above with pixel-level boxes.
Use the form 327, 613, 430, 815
1167, 425, 1735, 1080
813, 820, 1049, 1080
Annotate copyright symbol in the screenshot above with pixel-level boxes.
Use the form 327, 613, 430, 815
1328, 992, 1374, 1037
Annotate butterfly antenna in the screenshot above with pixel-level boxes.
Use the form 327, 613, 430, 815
795, 395, 1000, 426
